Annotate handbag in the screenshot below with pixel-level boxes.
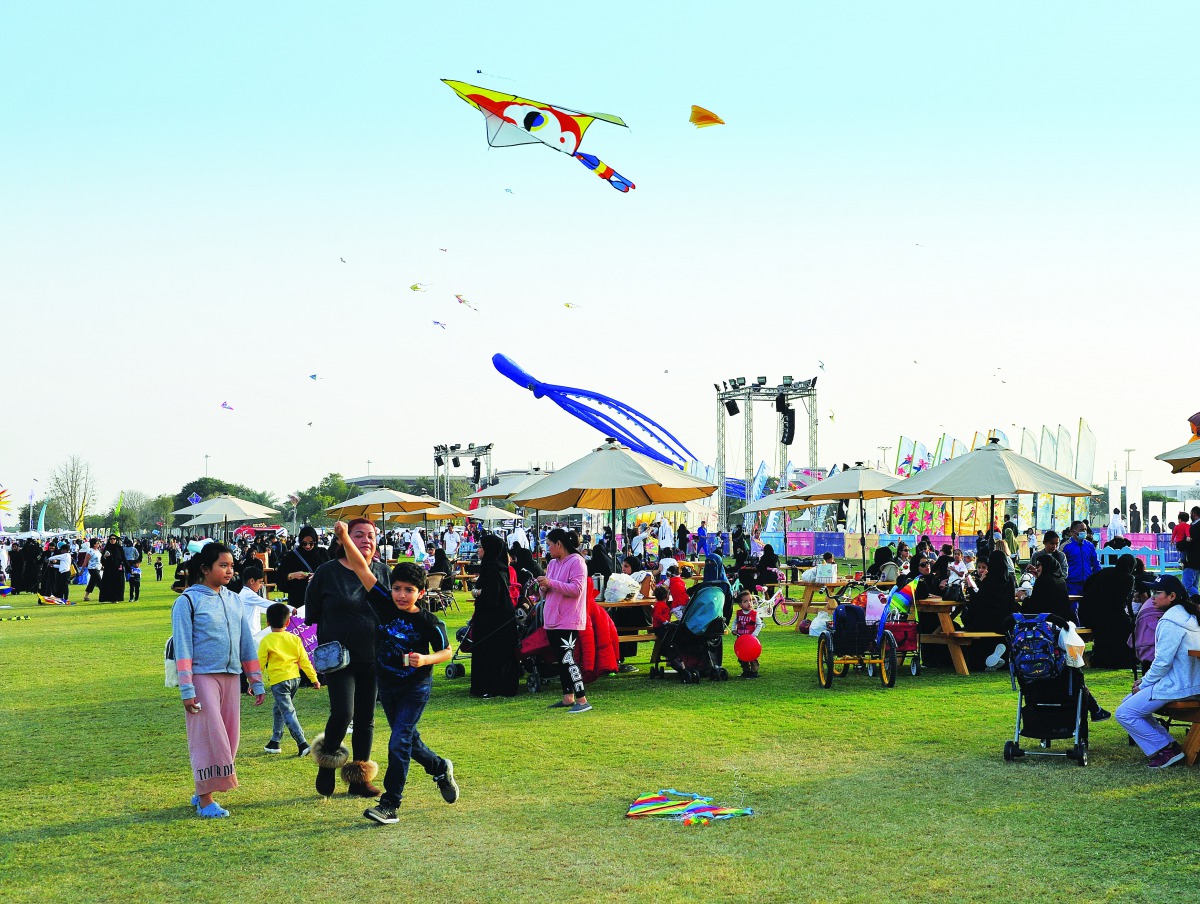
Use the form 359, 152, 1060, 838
313, 640, 350, 673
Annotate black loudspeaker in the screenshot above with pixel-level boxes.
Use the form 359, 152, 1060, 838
452, 456, 461, 468
775, 392, 787, 412
725, 400, 740, 416
781, 408, 796, 445
472, 460, 481, 483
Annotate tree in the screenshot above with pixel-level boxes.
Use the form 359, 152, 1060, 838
18, 498, 68, 531
172, 477, 279, 516
48, 456, 97, 532
289, 473, 352, 527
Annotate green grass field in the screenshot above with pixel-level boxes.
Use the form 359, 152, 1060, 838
2, 575, 1198, 903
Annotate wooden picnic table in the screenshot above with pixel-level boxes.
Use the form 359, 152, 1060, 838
1165, 650, 1200, 766
787, 581, 895, 630
600, 597, 660, 655
917, 598, 1092, 677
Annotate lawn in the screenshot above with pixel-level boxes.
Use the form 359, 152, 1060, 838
2, 574, 1198, 903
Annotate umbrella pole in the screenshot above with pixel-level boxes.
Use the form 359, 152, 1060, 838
951, 498, 957, 548
609, 489, 617, 561
859, 493, 867, 576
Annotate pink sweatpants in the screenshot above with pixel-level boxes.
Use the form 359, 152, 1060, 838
185, 673, 241, 795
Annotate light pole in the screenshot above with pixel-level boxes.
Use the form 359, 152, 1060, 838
877, 445, 892, 471
204, 454, 210, 478
367, 460, 372, 479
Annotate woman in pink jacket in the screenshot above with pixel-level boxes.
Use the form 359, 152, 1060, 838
536, 528, 592, 714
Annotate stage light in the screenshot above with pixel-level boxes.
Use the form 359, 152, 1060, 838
782, 375, 793, 385
756, 376, 767, 385
736, 377, 746, 387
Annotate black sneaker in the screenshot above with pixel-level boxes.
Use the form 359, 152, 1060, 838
363, 805, 398, 824
263, 740, 281, 754
434, 760, 459, 804
297, 742, 311, 758
1092, 708, 1112, 722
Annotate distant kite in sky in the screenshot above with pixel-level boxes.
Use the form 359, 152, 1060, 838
410, 283, 429, 292
475, 69, 512, 81
0, 488, 11, 514
564, 302, 582, 309
309, 374, 319, 380
505, 188, 514, 194
438, 248, 448, 252
432, 321, 447, 330
818, 360, 825, 371
221, 402, 234, 411
689, 105, 725, 128
454, 294, 479, 312
443, 79, 635, 193
340, 257, 346, 263
829, 412, 835, 422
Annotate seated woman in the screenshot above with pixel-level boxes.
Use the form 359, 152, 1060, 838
960, 551, 1018, 669
1115, 575, 1200, 768
702, 553, 727, 585
430, 547, 455, 584
755, 544, 780, 587
1023, 556, 1073, 622
866, 546, 895, 581
1077, 554, 1136, 669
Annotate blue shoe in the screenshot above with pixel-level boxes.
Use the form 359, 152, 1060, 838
190, 795, 200, 807
197, 802, 229, 818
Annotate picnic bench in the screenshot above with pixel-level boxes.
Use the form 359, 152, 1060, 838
600, 597, 659, 650
917, 599, 1092, 677
1164, 650, 1200, 766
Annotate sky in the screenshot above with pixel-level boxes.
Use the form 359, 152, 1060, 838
3, 1, 1198, 522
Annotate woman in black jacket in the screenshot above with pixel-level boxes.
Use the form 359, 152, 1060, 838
470, 533, 519, 698
276, 526, 329, 610
1024, 555, 1073, 622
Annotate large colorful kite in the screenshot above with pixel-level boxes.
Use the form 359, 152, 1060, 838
493, 353, 694, 467
443, 79, 635, 193
626, 790, 753, 826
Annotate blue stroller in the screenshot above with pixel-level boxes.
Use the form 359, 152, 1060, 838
649, 581, 732, 683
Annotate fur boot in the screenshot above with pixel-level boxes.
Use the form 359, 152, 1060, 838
310, 733, 350, 770
342, 760, 381, 797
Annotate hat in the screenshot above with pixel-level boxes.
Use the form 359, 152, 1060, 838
1146, 574, 1188, 600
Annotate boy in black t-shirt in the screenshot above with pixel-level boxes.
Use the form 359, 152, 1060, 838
332, 521, 458, 825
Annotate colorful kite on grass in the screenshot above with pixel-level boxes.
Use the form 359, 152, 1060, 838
626, 790, 753, 826
443, 79, 635, 193
887, 576, 920, 618
689, 105, 725, 128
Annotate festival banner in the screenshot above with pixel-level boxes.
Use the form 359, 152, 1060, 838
1075, 418, 1097, 522
1037, 427, 1056, 530
988, 428, 1010, 449
890, 437, 915, 532
1018, 428, 1038, 531
1055, 425, 1074, 528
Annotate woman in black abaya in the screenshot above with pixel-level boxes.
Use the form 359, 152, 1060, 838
98, 535, 127, 603
1077, 554, 1136, 669
469, 534, 519, 698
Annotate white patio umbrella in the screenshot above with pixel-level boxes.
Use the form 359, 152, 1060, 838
730, 493, 815, 516
468, 472, 547, 501
1155, 438, 1200, 474
172, 494, 280, 541
776, 465, 900, 574
468, 504, 520, 522
325, 489, 441, 519
388, 500, 472, 523
887, 439, 1095, 540
510, 439, 717, 558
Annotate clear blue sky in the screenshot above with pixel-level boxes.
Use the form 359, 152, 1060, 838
3, 1, 1198, 514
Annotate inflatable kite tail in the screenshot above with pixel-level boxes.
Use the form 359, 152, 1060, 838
573, 152, 635, 192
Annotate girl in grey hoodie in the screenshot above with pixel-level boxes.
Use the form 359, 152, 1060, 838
171, 542, 264, 817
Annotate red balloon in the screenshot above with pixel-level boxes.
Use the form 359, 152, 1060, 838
734, 634, 762, 661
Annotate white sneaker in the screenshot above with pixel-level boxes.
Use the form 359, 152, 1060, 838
985, 643, 1006, 669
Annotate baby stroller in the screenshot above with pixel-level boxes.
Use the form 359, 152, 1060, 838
1002, 613, 1088, 766
443, 622, 473, 679
650, 581, 731, 683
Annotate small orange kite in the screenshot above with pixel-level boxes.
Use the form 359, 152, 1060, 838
689, 105, 725, 128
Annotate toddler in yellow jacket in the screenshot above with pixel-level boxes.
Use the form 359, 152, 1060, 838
258, 603, 321, 756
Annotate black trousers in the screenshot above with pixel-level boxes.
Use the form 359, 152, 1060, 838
322, 659, 376, 762
546, 629, 586, 697
86, 570, 102, 594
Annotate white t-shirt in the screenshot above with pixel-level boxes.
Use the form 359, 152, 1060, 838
1109, 514, 1125, 537
443, 530, 461, 556
657, 557, 679, 577
238, 587, 272, 642
87, 548, 102, 570
48, 553, 72, 574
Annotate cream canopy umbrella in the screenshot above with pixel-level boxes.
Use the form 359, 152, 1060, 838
468, 504, 520, 522
173, 494, 280, 542
388, 500, 472, 523
731, 493, 815, 516
626, 499, 721, 522
887, 439, 1095, 543
510, 440, 718, 557
325, 489, 441, 520
1155, 439, 1200, 474
780, 465, 900, 574
468, 472, 548, 501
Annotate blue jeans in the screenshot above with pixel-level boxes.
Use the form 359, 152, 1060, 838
1183, 568, 1199, 597
270, 678, 307, 746
378, 678, 445, 809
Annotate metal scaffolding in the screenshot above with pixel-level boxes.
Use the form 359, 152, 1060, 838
714, 377, 818, 529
